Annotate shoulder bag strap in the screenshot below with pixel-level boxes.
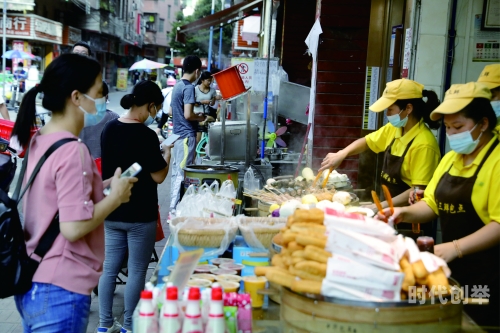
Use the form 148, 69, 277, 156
15, 138, 78, 259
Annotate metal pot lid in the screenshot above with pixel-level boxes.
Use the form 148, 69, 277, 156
183, 164, 239, 174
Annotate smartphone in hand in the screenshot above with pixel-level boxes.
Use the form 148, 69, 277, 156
103, 162, 142, 196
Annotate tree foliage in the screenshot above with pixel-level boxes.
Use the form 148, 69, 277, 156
170, 0, 234, 58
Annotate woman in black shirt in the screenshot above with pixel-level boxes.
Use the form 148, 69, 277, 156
98, 81, 171, 333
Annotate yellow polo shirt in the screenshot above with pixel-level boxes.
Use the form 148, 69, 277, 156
422, 135, 500, 225
365, 120, 441, 186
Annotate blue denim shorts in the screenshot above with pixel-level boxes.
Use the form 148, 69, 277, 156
15, 282, 91, 333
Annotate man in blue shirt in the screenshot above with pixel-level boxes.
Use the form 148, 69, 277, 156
169, 55, 206, 213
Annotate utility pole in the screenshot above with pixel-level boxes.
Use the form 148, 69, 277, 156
207, 0, 215, 71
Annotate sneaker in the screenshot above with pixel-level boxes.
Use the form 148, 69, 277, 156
97, 318, 122, 333
120, 328, 132, 333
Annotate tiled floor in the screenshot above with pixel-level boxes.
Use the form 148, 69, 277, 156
0, 167, 173, 333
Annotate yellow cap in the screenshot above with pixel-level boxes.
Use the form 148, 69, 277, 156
477, 64, 500, 90
430, 82, 492, 121
369, 79, 424, 112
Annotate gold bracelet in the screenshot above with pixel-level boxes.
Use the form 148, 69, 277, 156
453, 240, 463, 258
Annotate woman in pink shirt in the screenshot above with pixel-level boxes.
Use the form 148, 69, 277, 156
11, 54, 137, 333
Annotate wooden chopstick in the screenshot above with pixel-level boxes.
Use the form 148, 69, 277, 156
322, 167, 333, 189
371, 190, 387, 222
381, 184, 394, 215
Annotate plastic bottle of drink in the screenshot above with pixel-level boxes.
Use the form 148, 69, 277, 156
135, 290, 158, 333
204, 286, 226, 333
160, 285, 181, 333
182, 287, 203, 333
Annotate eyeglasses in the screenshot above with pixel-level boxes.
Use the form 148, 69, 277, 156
73, 51, 89, 56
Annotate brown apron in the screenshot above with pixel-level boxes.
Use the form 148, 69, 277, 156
434, 139, 499, 329
380, 138, 415, 197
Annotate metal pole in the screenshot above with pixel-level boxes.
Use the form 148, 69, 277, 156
218, 23, 223, 68
2, 0, 6, 102
220, 100, 226, 165
260, 0, 273, 160
207, 0, 215, 71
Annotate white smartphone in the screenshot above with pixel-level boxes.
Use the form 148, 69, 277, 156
103, 162, 142, 196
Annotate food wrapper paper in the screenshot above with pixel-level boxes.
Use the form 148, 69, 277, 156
325, 254, 404, 292
420, 251, 451, 277
321, 279, 401, 302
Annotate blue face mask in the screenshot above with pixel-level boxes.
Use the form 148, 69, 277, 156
387, 108, 408, 128
143, 105, 157, 126
491, 100, 500, 118
447, 124, 483, 155
80, 94, 107, 127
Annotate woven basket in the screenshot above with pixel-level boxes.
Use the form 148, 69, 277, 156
171, 217, 238, 248
238, 217, 286, 249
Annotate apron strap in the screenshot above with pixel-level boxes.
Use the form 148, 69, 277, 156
473, 139, 499, 177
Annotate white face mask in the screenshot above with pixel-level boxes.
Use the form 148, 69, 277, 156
80, 94, 106, 127
446, 123, 483, 155
491, 100, 500, 118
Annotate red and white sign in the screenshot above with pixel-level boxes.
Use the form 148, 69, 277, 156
0, 14, 62, 44
230, 57, 254, 89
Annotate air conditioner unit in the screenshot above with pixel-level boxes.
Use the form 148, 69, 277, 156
129, 11, 133, 18
132, 3, 138, 10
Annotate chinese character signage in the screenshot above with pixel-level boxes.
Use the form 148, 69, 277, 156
230, 57, 254, 89
116, 68, 128, 91
0, 14, 63, 44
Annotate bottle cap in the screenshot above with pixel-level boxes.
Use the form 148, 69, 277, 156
166, 286, 178, 301
227, 174, 231, 180
188, 287, 201, 300
141, 290, 153, 299
211, 286, 223, 301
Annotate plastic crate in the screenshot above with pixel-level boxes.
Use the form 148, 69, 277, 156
0, 119, 38, 158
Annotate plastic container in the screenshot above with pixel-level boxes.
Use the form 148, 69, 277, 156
210, 268, 238, 276
191, 273, 217, 282
160, 285, 181, 333
186, 278, 212, 288
214, 274, 242, 283
195, 264, 217, 274
134, 290, 158, 333
210, 258, 235, 267
219, 263, 245, 276
218, 281, 240, 293
182, 287, 203, 333
0, 119, 38, 158
204, 285, 225, 333
212, 65, 248, 100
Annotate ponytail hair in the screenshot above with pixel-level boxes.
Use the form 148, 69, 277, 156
120, 80, 163, 109
11, 87, 38, 148
12, 53, 101, 148
394, 89, 441, 129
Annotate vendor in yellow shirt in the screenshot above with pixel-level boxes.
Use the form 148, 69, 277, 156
377, 82, 500, 328
477, 63, 500, 133
320, 79, 441, 211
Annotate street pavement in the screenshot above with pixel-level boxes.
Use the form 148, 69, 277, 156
0, 86, 173, 333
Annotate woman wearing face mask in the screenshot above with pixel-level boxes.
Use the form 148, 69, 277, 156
98, 80, 172, 333
11, 54, 136, 332
79, 81, 119, 158
477, 63, 500, 134
377, 82, 500, 329
319, 79, 441, 218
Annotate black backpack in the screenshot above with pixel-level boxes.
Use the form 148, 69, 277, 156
0, 138, 77, 298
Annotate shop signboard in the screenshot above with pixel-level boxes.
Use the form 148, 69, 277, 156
0, 16, 30, 37
116, 68, 128, 91
0, 14, 63, 44
34, 16, 63, 43
63, 26, 82, 46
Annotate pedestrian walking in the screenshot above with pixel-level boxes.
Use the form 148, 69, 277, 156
11, 53, 136, 333
98, 80, 172, 333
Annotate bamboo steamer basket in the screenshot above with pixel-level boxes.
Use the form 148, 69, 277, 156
170, 217, 238, 248
238, 217, 286, 249
258, 200, 273, 217
280, 285, 463, 333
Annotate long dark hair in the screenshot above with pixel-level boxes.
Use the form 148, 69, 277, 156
120, 80, 163, 109
461, 98, 497, 132
12, 53, 101, 147
394, 90, 441, 129
197, 71, 212, 85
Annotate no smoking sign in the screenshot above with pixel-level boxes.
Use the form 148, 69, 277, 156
238, 63, 249, 74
